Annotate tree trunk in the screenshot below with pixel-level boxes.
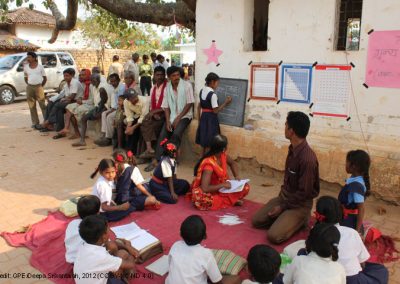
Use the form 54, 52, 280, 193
46, 0, 197, 43
90, 0, 196, 30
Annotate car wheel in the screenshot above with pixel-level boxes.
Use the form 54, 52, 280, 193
58, 80, 66, 93
0, 85, 16, 105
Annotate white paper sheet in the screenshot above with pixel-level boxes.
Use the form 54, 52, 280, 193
145, 255, 169, 276
111, 222, 159, 251
111, 222, 141, 240
218, 214, 244, 226
253, 67, 277, 99
219, 179, 249, 193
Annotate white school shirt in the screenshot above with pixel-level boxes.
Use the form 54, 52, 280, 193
200, 86, 218, 108
92, 176, 115, 212
283, 252, 346, 284
161, 158, 177, 178
73, 242, 122, 284
123, 164, 145, 185
24, 64, 46, 85
64, 78, 84, 100
166, 240, 222, 284
336, 224, 370, 276
242, 280, 271, 284
64, 219, 83, 263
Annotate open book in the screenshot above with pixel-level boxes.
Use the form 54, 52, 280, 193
219, 179, 250, 193
111, 222, 163, 263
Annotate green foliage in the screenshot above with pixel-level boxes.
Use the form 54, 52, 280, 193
78, 6, 161, 53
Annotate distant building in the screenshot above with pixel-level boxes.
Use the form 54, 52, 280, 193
0, 7, 87, 55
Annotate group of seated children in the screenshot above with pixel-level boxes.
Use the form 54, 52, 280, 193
90, 144, 192, 222
64, 146, 389, 284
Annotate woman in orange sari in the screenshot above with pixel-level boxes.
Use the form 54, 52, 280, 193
190, 135, 250, 210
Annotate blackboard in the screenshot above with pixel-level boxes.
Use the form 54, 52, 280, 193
216, 78, 248, 127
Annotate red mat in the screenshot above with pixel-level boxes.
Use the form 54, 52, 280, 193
1, 198, 309, 284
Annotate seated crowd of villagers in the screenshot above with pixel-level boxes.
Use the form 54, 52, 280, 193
23, 52, 391, 284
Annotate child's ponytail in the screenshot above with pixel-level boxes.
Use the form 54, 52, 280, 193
346, 149, 371, 198
363, 172, 371, 197
91, 159, 115, 179
90, 167, 99, 179
306, 223, 341, 262
331, 243, 339, 261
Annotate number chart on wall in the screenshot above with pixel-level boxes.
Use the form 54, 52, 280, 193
312, 65, 352, 118
280, 64, 313, 104
250, 63, 279, 100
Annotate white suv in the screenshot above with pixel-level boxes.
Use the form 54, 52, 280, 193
0, 51, 78, 104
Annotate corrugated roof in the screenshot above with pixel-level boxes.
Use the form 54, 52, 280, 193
0, 30, 39, 51
3, 8, 56, 27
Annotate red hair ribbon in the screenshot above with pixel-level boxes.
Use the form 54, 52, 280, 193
127, 150, 134, 158
160, 138, 168, 146
313, 211, 326, 222
115, 154, 124, 162
166, 143, 176, 152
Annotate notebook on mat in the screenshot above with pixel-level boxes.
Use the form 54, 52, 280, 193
111, 222, 163, 263
219, 179, 250, 193
145, 255, 169, 276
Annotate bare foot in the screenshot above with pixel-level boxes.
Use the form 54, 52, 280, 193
72, 141, 86, 147
68, 134, 80, 140
58, 129, 69, 135
234, 200, 244, 206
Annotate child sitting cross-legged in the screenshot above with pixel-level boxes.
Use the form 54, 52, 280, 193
74, 215, 137, 284
113, 149, 161, 211
91, 158, 133, 222
166, 215, 240, 284
64, 195, 101, 264
149, 139, 190, 204
243, 245, 281, 284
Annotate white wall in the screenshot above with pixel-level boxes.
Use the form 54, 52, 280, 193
15, 25, 88, 49
195, 0, 400, 201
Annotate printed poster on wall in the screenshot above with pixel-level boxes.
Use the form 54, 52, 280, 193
312, 65, 352, 118
365, 30, 400, 88
250, 63, 279, 100
280, 64, 313, 104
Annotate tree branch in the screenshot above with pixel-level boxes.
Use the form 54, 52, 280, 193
90, 0, 196, 30
182, 0, 197, 13
47, 0, 78, 43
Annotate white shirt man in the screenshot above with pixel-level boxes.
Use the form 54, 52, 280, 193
124, 59, 139, 83
24, 64, 46, 85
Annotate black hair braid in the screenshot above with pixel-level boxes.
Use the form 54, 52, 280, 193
331, 243, 339, 261
363, 172, 371, 197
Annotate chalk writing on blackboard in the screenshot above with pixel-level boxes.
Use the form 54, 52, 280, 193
215, 78, 248, 127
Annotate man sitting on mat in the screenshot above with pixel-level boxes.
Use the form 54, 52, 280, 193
252, 111, 320, 244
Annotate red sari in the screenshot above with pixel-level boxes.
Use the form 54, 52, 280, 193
190, 153, 250, 210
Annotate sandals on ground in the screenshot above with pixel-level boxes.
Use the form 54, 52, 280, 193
53, 133, 66, 139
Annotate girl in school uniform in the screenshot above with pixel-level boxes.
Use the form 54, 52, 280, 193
314, 196, 388, 284
149, 139, 190, 204
283, 223, 346, 284
338, 150, 371, 233
112, 149, 161, 211
91, 159, 133, 222
195, 72, 232, 155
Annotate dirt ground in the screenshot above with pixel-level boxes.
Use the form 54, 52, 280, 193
0, 100, 399, 283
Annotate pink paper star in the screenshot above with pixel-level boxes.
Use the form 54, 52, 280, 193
203, 42, 223, 64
